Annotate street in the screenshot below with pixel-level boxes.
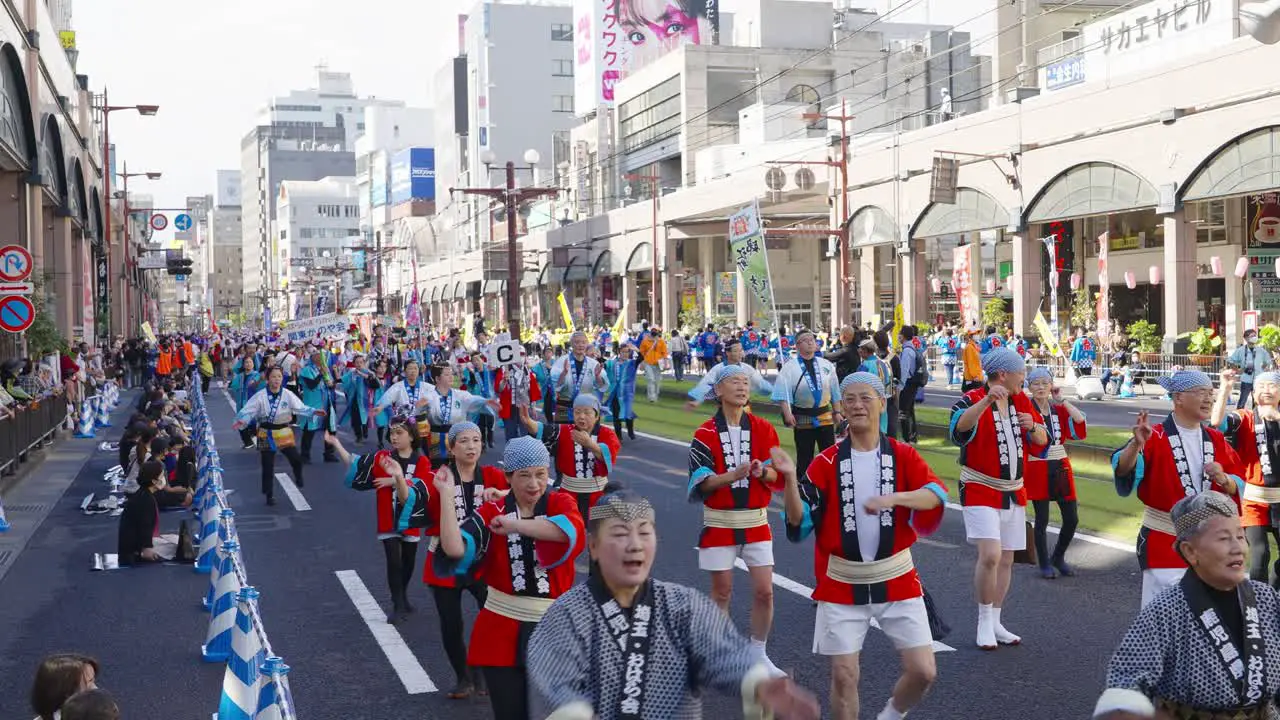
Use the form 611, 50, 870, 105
0, 384, 1145, 719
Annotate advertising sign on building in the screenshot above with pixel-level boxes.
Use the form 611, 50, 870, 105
951, 244, 979, 329
81, 241, 94, 341
371, 152, 389, 208
573, 0, 719, 114
390, 148, 436, 205
1246, 193, 1280, 310
1079, 0, 1229, 88
284, 312, 350, 344
715, 272, 736, 316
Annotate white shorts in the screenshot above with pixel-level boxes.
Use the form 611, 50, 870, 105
1141, 568, 1186, 608
812, 597, 933, 656
698, 541, 774, 571
963, 505, 1027, 551
376, 532, 421, 543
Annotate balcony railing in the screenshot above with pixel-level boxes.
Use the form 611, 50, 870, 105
1036, 35, 1084, 68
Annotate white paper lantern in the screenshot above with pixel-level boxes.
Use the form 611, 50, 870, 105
1124, 271, 1137, 289
1236, 256, 1252, 278
1210, 256, 1223, 276
930, 276, 941, 294
1070, 273, 1081, 290
1149, 265, 1162, 285
985, 278, 996, 294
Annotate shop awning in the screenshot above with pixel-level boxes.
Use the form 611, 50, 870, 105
538, 263, 556, 287
520, 266, 540, 289
1182, 125, 1280, 202
625, 242, 653, 273
1026, 162, 1158, 223
429, 286, 440, 302
592, 250, 614, 278
482, 279, 504, 295
912, 188, 1009, 238
452, 282, 466, 300
563, 258, 591, 283
847, 205, 897, 248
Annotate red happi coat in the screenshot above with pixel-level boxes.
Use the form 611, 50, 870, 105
494, 367, 543, 421
1224, 410, 1280, 528
421, 464, 509, 588
441, 491, 584, 668
344, 449, 431, 537
1114, 416, 1243, 569
790, 436, 947, 605
949, 387, 1048, 509
688, 410, 783, 548
541, 421, 622, 519
1025, 403, 1087, 502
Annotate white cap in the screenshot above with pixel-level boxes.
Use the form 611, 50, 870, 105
1092, 689, 1154, 719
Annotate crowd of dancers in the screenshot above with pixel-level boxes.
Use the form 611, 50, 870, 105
204, 318, 1280, 719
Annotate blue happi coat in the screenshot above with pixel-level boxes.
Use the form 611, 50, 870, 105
298, 362, 338, 432
603, 357, 639, 421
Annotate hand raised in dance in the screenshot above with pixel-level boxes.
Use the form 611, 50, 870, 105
1017, 412, 1035, 431
1205, 461, 1232, 493
1132, 410, 1153, 447
489, 513, 522, 536
731, 462, 752, 481
986, 385, 1010, 404
769, 447, 797, 479
864, 494, 898, 515
432, 464, 455, 495
748, 459, 766, 480
482, 487, 509, 503
756, 676, 821, 720
232, 419, 247, 431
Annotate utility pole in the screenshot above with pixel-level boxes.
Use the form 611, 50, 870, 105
452, 160, 561, 342
803, 99, 854, 327
624, 173, 662, 326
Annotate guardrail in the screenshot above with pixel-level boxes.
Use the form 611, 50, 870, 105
187, 378, 298, 720
0, 392, 67, 477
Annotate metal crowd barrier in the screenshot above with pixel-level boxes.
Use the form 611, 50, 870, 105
187, 379, 298, 720
0, 393, 68, 476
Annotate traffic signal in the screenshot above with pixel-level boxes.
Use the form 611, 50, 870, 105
166, 254, 194, 278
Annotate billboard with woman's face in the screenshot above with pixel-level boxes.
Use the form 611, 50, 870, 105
573, 0, 719, 114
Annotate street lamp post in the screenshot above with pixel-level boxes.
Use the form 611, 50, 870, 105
451, 150, 561, 342
94, 91, 158, 338
119, 163, 162, 333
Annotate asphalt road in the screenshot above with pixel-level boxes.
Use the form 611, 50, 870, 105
0, 383, 1148, 719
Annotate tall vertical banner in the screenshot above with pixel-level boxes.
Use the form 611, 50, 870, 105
81, 241, 94, 341
728, 200, 777, 328
951, 244, 979, 329
1096, 232, 1111, 338
557, 291, 575, 331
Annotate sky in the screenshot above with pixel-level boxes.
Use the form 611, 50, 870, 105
74, 0, 473, 215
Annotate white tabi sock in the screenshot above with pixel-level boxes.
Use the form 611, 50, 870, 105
876, 698, 906, 720
992, 607, 1021, 645
976, 603, 996, 649
751, 639, 785, 677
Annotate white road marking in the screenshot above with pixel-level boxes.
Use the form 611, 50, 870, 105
335, 569, 437, 694
274, 472, 311, 512
635, 431, 1132, 555
733, 559, 957, 654
221, 388, 237, 413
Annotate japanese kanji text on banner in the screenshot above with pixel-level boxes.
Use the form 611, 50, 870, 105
728, 200, 777, 327
951, 244, 980, 329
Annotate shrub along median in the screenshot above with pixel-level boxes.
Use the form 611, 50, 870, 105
630, 375, 1141, 543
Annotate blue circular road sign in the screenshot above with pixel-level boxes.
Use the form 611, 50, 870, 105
174, 213, 193, 232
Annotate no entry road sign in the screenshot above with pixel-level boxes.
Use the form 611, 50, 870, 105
0, 294, 35, 333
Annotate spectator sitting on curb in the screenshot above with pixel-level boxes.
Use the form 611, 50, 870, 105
30, 652, 100, 720
59, 688, 120, 720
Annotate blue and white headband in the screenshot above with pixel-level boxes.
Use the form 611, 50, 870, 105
1157, 369, 1212, 393
573, 393, 602, 412
446, 421, 480, 445
839, 371, 886, 399
982, 347, 1026, 375
1026, 367, 1053, 383
714, 364, 750, 384
504, 436, 550, 472
1256, 372, 1280, 386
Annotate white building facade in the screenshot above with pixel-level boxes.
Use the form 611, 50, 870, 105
276, 177, 361, 320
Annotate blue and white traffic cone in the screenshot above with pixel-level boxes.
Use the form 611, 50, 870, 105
194, 488, 223, 575
201, 543, 243, 662
73, 399, 96, 439
217, 507, 237, 546
0, 495, 10, 533
215, 586, 264, 720
95, 394, 112, 429
254, 656, 294, 720
105, 381, 118, 410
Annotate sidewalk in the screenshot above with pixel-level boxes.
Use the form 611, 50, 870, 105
0, 392, 135, 584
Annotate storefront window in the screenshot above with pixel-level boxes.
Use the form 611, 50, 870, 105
1193, 199, 1228, 244
921, 231, 1002, 325
1082, 209, 1163, 256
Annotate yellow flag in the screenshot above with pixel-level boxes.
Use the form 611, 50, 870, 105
462, 313, 474, 351
557, 292, 575, 332
891, 304, 905, 349
611, 303, 628, 337
140, 322, 157, 344
1033, 311, 1063, 357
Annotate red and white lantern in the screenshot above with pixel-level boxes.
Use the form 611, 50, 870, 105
985, 278, 996, 294
1124, 271, 1137, 289
930, 276, 941, 294
1210, 256, 1222, 276
1149, 265, 1161, 285
1070, 273, 1081, 290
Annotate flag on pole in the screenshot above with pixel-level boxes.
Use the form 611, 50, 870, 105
557, 292, 575, 332
611, 303, 628, 337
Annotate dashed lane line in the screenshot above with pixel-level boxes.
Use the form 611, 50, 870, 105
335, 569, 437, 694
274, 472, 311, 512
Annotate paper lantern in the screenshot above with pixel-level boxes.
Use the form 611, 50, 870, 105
1236, 256, 1252, 278
985, 278, 996, 294
1070, 273, 1081, 290
1273, 256, 1280, 278
1149, 265, 1161, 285
1124, 271, 1137, 289
1210, 256, 1223, 276
1006, 275, 1015, 289
930, 277, 941, 293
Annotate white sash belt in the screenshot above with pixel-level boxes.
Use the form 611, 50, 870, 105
826, 548, 915, 585
561, 475, 608, 494
960, 467, 1024, 493
426, 536, 440, 553
1042, 445, 1069, 461
703, 506, 769, 530
1243, 484, 1280, 505
1142, 507, 1177, 536
484, 588, 555, 623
